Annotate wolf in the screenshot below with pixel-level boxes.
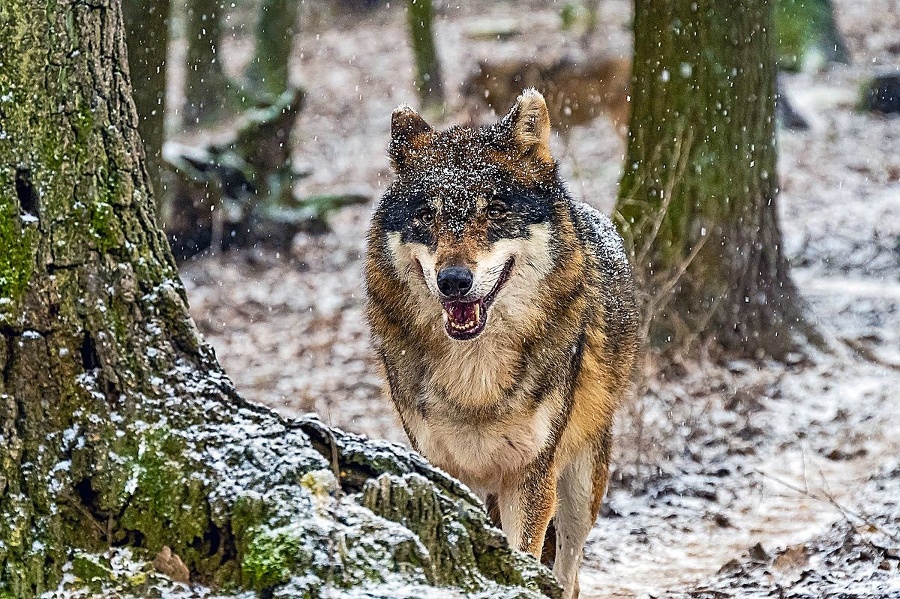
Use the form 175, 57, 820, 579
365, 89, 639, 598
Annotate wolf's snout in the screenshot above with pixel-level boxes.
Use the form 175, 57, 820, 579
436, 266, 473, 298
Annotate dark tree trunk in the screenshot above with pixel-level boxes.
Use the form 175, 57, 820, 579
0, 0, 559, 596
123, 0, 170, 206
183, 0, 230, 127
245, 0, 298, 99
616, 0, 810, 358
406, 0, 445, 110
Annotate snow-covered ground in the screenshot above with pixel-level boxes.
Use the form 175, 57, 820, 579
179, 0, 900, 596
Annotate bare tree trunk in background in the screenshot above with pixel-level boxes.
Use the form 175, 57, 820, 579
0, 0, 560, 596
616, 0, 811, 359
184, 0, 230, 127
776, 0, 850, 71
245, 0, 299, 100
123, 0, 170, 208
406, 0, 445, 110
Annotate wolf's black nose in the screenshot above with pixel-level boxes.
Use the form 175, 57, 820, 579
437, 266, 473, 298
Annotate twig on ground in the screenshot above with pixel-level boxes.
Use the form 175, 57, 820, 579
841, 337, 900, 371
754, 468, 900, 543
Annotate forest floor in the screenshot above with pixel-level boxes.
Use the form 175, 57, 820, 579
176, 0, 900, 597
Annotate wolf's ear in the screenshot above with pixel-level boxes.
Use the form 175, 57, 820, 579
389, 105, 432, 170
501, 88, 553, 164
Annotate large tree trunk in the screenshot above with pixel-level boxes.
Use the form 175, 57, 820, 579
123, 0, 170, 206
616, 0, 809, 358
0, 1, 558, 597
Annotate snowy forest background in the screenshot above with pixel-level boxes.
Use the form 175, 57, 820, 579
0, 0, 899, 597
164, 0, 900, 595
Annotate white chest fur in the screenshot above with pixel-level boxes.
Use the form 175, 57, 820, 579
407, 395, 556, 490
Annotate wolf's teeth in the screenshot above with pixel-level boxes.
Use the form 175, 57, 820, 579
444, 303, 485, 333
449, 319, 477, 330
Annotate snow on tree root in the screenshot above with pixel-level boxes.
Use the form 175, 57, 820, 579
38, 365, 559, 598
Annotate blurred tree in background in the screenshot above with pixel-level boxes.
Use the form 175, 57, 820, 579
245, 0, 300, 100
406, 0, 445, 111
184, 0, 230, 127
123, 0, 170, 206
775, 0, 849, 71
559, 0, 601, 48
617, 0, 811, 359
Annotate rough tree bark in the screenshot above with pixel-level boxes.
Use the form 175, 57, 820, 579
123, 0, 170, 205
0, 1, 558, 597
616, 0, 810, 358
405, 0, 445, 111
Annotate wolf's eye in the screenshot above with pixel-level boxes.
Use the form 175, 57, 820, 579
486, 203, 508, 220
416, 208, 435, 226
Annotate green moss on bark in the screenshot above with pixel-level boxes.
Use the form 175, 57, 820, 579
242, 522, 318, 590
71, 553, 112, 591
0, 202, 34, 308
115, 426, 209, 551
90, 202, 125, 251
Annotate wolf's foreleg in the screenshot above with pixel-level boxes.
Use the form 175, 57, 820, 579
553, 443, 604, 599
498, 459, 557, 557
554, 429, 614, 598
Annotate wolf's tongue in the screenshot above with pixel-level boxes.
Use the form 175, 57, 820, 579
447, 301, 477, 324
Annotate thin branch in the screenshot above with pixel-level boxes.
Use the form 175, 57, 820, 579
754, 469, 900, 543
841, 337, 900, 371
637, 124, 695, 265
645, 232, 709, 318
61, 491, 109, 541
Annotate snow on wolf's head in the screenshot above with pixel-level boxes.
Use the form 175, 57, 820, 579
370, 89, 572, 342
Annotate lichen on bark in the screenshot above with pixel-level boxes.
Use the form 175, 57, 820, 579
0, 0, 558, 597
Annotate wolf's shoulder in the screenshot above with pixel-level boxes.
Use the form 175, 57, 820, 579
568, 201, 631, 276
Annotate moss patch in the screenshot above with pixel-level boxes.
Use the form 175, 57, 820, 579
90, 201, 124, 252
0, 200, 34, 309
114, 426, 210, 560
71, 553, 111, 591
241, 523, 318, 591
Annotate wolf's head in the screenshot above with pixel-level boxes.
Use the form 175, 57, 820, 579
370, 89, 572, 342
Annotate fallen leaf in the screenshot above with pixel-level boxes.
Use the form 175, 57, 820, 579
773, 544, 809, 571
153, 546, 190, 584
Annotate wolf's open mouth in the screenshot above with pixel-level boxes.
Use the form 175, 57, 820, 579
441, 258, 514, 341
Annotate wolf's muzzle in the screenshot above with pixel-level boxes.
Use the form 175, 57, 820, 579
439, 258, 514, 341
437, 266, 474, 298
